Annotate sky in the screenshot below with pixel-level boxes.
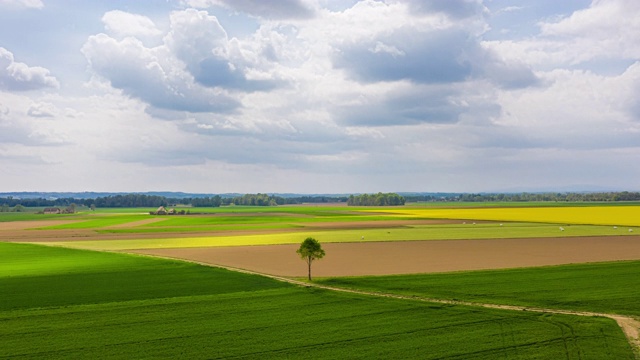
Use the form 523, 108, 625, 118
0, 0, 639, 194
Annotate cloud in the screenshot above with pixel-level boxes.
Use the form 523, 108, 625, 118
102, 10, 162, 38
0, 105, 64, 146
0, 47, 59, 91
620, 61, 640, 119
0, 0, 43, 9
495, 6, 524, 15
165, 9, 279, 90
537, 0, 640, 64
333, 23, 538, 89
334, 28, 476, 84
480, 53, 541, 89
83, 9, 286, 114
27, 102, 56, 117
336, 84, 472, 126
81, 33, 239, 113
184, 0, 315, 19
403, 0, 486, 19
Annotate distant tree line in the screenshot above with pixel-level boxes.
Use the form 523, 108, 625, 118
92, 194, 167, 208
224, 194, 348, 206
3, 191, 639, 209
0, 197, 79, 208
404, 192, 640, 203
0, 193, 347, 209
0, 204, 26, 212
347, 193, 406, 206
229, 193, 279, 206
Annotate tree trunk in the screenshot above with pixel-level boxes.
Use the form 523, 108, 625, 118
307, 257, 312, 281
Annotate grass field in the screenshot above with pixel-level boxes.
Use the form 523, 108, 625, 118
0, 242, 634, 359
318, 260, 640, 317
0, 242, 287, 311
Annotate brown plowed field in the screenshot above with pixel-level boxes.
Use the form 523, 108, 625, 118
131, 236, 640, 277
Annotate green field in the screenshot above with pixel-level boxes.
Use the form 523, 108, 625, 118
0, 242, 287, 310
0, 242, 633, 359
318, 260, 640, 317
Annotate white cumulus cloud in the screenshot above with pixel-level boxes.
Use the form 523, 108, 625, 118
102, 10, 162, 39
0, 47, 59, 91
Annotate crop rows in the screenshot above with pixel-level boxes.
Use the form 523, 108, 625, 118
1, 242, 633, 359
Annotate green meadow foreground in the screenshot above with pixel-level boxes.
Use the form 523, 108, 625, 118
0, 243, 634, 359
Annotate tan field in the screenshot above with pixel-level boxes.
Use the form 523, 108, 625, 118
130, 236, 640, 277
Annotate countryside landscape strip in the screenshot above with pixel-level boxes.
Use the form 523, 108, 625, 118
3, 203, 640, 358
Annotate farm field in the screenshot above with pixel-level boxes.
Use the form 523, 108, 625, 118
2, 203, 640, 358
2, 204, 640, 276
369, 205, 640, 227
0, 242, 634, 359
318, 260, 640, 317
130, 236, 640, 277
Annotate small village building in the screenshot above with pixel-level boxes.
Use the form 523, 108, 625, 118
156, 206, 167, 215
43, 207, 61, 214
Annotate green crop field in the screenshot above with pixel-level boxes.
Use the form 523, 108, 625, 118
36, 215, 152, 229
0, 242, 288, 310
318, 260, 640, 317
0, 242, 633, 359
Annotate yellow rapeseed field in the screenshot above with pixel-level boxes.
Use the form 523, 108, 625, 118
366, 206, 640, 227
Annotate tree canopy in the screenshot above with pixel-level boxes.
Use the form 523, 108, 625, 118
347, 192, 405, 206
296, 237, 325, 281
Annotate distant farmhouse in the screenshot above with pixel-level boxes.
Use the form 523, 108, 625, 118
42, 206, 76, 214
150, 206, 185, 215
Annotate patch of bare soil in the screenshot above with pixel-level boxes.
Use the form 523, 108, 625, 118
0, 220, 79, 231
130, 235, 640, 277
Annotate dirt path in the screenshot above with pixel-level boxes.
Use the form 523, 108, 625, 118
129, 252, 640, 358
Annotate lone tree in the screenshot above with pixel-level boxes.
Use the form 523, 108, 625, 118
296, 237, 325, 281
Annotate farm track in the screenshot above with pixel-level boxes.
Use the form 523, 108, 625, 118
135, 253, 640, 358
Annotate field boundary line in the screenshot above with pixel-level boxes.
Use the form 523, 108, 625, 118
125, 251, 640, 357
